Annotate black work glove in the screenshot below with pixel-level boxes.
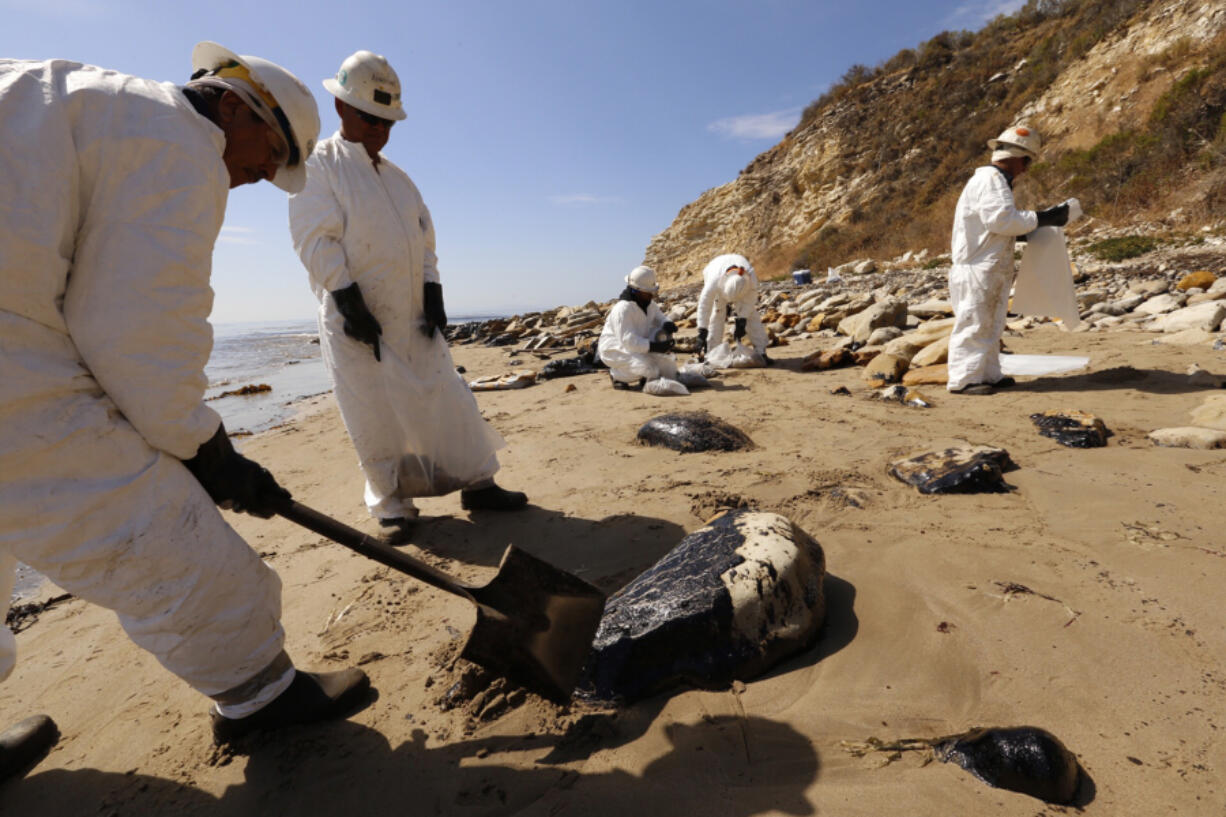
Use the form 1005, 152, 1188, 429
183, 423, 291, 518
648, 338, 674, 353
1035, 203, 1070, 228
331, 282, 382, 361
422, 282, 447, 338
661, 321, 678, 335
696, 327, 709, 352
733, 317, 747, 342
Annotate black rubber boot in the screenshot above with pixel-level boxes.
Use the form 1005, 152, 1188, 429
990, 376, 1017, 388
211, 668, 371, 745
950, 383, 995, 395
460, 483, 529, 511
0, 715, 58, 782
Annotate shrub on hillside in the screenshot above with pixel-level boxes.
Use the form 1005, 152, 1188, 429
1086, 236, 1161, 261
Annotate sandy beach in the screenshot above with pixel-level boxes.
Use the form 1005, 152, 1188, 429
3, 323, 1225, 816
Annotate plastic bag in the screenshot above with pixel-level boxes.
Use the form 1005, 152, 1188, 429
643, 377, 690, 396
677, 361, 715, 388
705, 342, 765, 369
1013, 228, 1080, 328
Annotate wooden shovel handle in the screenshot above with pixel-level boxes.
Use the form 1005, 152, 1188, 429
276, 501, 475, 601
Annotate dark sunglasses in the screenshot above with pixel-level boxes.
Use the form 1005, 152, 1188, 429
355, 108, 394, 128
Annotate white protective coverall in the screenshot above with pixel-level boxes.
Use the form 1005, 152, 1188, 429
0, 60, 288, 701
696, 254, 768, 353
947, 166, 1038, 391
289, 134, 503, 520
597, 298, 678, 384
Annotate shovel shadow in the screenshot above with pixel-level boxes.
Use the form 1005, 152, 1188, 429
400, 508, 687, 590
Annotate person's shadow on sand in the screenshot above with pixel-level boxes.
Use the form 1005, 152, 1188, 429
10, 713, 820, 817
1008, 365, 1225, 395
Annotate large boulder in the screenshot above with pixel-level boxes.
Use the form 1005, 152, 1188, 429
1176, 270, 1217, 291
837, 298, 909, 343
902, 364, 949, 386
862, 352, 909, 384
1146, 301, 1226, 333
1148, 427, 1226, 449
577, 511, 827, 703
1134, 293, 1186, 316
1190, 395, 1226, 431
910, 335, 951, 367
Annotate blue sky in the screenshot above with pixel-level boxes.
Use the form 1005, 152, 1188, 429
5, 0, 1024, 323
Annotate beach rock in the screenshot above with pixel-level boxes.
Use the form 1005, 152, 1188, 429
902, 364, 948, 386
1029, 410, 1110, 448
1190, 394, 1226, 431
852, 346, 883, 365
938, 726, 1082, 805
1147, 327, 1216, 346
637, 411, 753, 453
1148, 427, 1226, 449
1176, 270, 1217, 291
1147, 302, 1226, 333
866, 326, 904, 347
883, 335, 926, 362
577, 511, 826, 704
889, 445, 1014, 494
862, 353, 908, 384
910, 335, 951, 367
1134, 293, 1185, 316
838, 299, 908, 343
469, 371, 537, 391
801, 348, 852, 371
1129, 279, 1169, 297
853, 259, 877, 274
908, 299, 953, 318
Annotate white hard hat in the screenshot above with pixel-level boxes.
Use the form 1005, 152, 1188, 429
625, 265, 659, 293
987, 124, 1041, 159
722, 273, 747, 301
323, 50, 408, 122
191, 42, 321, 193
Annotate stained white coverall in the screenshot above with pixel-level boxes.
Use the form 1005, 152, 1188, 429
289, 134, 503, 521
597, 299, 678, 384
696, 254, 768, 353
947, 166, 1038, 391
0, 60, 289, 703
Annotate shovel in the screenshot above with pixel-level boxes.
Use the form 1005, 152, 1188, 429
277, 501, 606, 703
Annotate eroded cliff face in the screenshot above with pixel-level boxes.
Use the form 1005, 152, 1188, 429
644, 0, 1226, 290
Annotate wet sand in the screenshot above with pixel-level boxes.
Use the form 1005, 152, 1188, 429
3, 324, 1225, 815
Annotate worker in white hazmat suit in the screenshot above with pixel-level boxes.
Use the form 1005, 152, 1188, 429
695, 254, 771, 365
597, 266, 682, 390
289, 51, 526, 529
947, 125, 1070, 395
0, 44, 372, 765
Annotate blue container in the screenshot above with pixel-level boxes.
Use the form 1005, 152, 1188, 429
791, 269, 812, 285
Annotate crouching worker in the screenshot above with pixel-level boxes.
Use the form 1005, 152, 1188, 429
0, 44, 370, 762
696, 253, 771, 366
598, 266, 686, 394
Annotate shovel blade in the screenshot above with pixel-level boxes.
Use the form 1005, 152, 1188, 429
460, 545, 606, 703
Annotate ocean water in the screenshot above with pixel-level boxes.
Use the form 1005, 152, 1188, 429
206, 318, 332, 434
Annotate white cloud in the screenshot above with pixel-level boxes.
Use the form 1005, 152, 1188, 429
218, 226, 259, 245
707, 107, 802, 141
944, 0, 1027, 29
548, 194, 623, 206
